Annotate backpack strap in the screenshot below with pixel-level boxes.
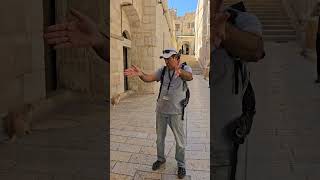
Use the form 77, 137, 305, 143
180, 62, 190, 120
181, 62, 188, 91
234, 60, 246, 95
157, 66, 167, 101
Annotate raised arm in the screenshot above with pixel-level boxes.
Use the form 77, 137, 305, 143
178, 69, 193, 81
124, 65, 158, 83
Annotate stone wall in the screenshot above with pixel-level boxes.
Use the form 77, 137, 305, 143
195, 0, 210, 69
55, 0, 109, 98
172, 10, 196, 55
0, 0, 46, 115
110, 0, 176, 97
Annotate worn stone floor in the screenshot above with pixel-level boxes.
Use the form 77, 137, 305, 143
110, 75, 210, 180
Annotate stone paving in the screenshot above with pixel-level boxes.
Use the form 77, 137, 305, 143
110, 75, 210, 180
1, 41, 319, 180
241, 41, 320, 180
0, 92, 108, 180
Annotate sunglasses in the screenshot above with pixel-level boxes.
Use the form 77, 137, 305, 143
163, 49, 177, 54
164, 57, 173, 61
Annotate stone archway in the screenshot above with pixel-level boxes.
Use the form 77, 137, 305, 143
182, 43, 190, 55
120, 3, 141, 92
121, 3, 141, 29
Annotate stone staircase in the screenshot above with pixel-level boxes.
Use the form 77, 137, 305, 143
224, 0, 296, 42
180, 55, 203, 75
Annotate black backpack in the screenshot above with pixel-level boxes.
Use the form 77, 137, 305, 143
157, 62, 190, 120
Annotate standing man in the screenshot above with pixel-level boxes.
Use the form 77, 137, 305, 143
211, 1, 264, 179
124, 48, 193, 179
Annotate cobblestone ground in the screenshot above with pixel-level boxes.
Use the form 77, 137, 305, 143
242, 41, 320, 180
110, 75, 210, 180
1, 42, 317, 180
0, 93, 108, 180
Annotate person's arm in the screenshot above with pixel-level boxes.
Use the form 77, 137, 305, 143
124, 65, 158, 82
175, 65, 193, 81
178, 69, 193, 81
138, 72, 158, 82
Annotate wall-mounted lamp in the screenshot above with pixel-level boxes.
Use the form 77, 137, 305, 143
158, 0, 162, 4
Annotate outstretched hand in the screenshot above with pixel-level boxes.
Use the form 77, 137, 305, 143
124, 65, 143, 77
44, 8, 104, 49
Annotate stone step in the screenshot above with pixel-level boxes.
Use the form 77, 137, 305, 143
246, 7, 284, 11
192, 68, 202, 70
257, 16, 290, 21
248, 12, 287, 17
263, 35, 296, 41
263, 24, 295, 30
260, 19, 293, 25
224, 0, 296, 42
254, 13, 289, 18
224, 5, 282, 10
224, 2, 282, 7
191, 70, 203, 75
263, 29, 296, 36
247, 9, 284, 14
226, 4, 282, 8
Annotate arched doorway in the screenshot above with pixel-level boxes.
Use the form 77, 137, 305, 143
182, 43, 190, 55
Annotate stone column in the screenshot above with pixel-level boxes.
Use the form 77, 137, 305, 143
131, 0, 159, 94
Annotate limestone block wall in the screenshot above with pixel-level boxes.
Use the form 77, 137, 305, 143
0, 0, 46, 115
177, 36, 195, 55
110, 0, 133, 97
110, 0, 176, 96
173, 11, 196, 55
195, 0, 210, 69
182, 13, 196, 35
55, 0, 109, 98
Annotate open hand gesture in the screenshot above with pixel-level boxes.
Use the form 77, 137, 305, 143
44, 8, 104, 49
124, 65, 143, 77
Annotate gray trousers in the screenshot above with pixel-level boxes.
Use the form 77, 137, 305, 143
156, 112, 185, 168
211, 87, 248, 180
211, 48, 250, 180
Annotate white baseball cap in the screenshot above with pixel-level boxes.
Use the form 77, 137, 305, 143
160, 48, 178, 59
